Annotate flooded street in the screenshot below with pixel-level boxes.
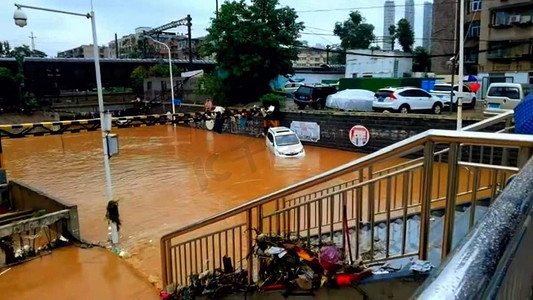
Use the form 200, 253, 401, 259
0, 247, 159, 300
2, 126, 360, 285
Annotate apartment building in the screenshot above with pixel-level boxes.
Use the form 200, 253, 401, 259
294, 48, 328, 67
477, 0, 533, 84
423, 1, 433, 50
383, 0, 396, 51
57, 44, 109, 58
108, 27, 203, 60
433, 0, 533, 84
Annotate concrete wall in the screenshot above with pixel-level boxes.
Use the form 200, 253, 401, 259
8, 181, 80, 239
280, 111, 482, 154
346, 50, 413, 78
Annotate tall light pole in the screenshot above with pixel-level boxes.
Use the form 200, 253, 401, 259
13, 3, 119, 246
457, 0, 465, 130
143, 35, 176, 117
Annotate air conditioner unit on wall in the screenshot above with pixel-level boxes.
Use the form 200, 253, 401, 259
509, 15, 521, 24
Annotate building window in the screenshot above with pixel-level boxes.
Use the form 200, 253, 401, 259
470, 0, 482, 13
465, 47, 479, 63
493, 11, 510, 26
147, 81, 152, 90
468, 21, 481, 38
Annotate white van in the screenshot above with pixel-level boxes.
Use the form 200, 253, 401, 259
266, 127, 305, 158
484, 83, 532, 114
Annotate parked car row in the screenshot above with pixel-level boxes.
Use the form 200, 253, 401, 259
288, 82, 532, 115
372, 87, 445, 114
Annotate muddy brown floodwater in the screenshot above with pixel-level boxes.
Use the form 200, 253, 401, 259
2, 126, 361, 289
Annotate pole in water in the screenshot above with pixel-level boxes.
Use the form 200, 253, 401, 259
91, 11, 119, 247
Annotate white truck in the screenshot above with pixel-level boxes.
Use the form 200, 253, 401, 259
430, 83, 477, 109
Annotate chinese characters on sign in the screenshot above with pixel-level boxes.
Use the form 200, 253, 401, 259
290, 121, 320, 142
349, 125, 370, 147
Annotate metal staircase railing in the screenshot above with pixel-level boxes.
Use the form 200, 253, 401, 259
160, 123, 533, 288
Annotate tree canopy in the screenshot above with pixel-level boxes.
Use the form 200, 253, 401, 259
0, 43, 47, 58
391, 19, 414, 52
333, 11, 375, 50
413, 46, 431, 72
201, 0, 304, 104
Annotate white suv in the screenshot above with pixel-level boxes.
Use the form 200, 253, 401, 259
266, 127, 305, 158
372, 87, 444, 114
430, 84, 477, 108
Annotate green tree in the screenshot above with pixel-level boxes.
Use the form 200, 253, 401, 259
148, 64, 180, 77
10, 45, 47, 58
393, 19, 414, 52
413, 46, 431, 72
130, 66, 149, 94
0, 41, 11, 57
0, 67, 17, 106
333, 11, 375, 50
388, 25, 396, 50
201, 0, 304, 104
196, 73, 225, 103
330, 48, 346, 65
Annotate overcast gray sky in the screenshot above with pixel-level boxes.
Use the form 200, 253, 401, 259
1, 0, 431, 56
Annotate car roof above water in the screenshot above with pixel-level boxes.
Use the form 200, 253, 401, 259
269, 127, 294, 135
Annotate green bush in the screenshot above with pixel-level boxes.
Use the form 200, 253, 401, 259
260, 93, 287, 109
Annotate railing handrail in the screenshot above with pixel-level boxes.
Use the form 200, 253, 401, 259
160, 130, 533, 242
413, 157, 533, 299
461, 110, 513, 132
374, 111, 514, 177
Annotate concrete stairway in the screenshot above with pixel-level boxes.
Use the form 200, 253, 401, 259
309, 200, 490, 267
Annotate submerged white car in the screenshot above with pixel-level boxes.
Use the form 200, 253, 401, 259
266, 127, 305, 158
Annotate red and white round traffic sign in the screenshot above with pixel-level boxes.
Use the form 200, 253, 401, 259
349, 125, 370, 147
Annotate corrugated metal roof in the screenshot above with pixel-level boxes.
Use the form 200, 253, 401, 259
0, 58, 17, 62
23, 57, 216, 64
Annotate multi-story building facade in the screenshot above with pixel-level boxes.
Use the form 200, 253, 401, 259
383, 0, 396, 51
433, 0, 532, 84
431, 0, 458, 74
57, 45, 109, 58
294, 47, 328, 67
405, 0, 415, 30
423, 1, 433, 51
108, 27, 203, 60
477, 0, 533, 84
464, 0, 482, 75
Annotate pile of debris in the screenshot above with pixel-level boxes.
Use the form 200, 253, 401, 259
161, 233, 375, 299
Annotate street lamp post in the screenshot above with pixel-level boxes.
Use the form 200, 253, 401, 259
13, 3, 119, 246
144, 35, 176, 118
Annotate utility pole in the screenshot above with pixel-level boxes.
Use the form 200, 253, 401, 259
216, 0, 219, 18
326, 45, 330, 64
450, 0, 461, 113
187, 14, 193, 70
114, 33, 119, 58
457, 0, 465, 130
28, 31, 36, 51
